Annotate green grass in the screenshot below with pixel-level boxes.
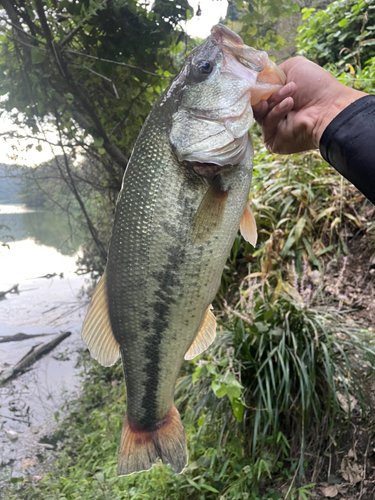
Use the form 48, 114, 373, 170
5, 273, 375, 500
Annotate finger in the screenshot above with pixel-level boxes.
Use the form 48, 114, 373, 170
262, 97, 294, 146
266, 82, 297, 111
253, 100, 268, 122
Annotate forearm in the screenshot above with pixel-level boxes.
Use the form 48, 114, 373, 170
319, 95, 375, 205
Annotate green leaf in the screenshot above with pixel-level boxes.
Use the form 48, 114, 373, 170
192, 365, 206, 384
230, 398, 244, 422
295, 216, 306, 243
93, 136, 104, 147
95, 472, 104, 483
227, 385, 241, 401
302, 236, 321, 270
31, 47, 46, 64
10, 477, 24, 483
65, 92, 74, 104
211, 380, 227, 398
315, 206, 336, 222
200, 484, 219, 493
339, 18, 348, 28
281, 228, 296, 256
225, 372, 243, 389
83, 24, 94, 33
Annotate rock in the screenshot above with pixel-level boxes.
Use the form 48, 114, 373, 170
4, 429, 18, 441
322, 485, 339, 498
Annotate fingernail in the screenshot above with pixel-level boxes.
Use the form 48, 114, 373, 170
279, 98, 289, 109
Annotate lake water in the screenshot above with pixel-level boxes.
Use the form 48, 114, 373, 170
0, 203, 91, 477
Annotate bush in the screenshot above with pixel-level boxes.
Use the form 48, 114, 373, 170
296, 0, 375, 94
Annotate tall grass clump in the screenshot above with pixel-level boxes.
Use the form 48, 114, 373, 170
179, 268, 375, 495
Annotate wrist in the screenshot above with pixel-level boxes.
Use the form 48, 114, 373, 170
313, 87, 367, 148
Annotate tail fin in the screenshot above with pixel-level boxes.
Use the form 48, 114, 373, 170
117, 406, 188, 476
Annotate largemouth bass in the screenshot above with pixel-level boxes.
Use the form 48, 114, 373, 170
82, 24, 285, 476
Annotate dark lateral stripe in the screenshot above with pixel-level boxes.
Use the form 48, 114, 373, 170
139, 242, 186, 426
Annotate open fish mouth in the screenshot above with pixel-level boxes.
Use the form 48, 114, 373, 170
170, 24, 286, 168
211, 24, 286, 92
191, 162, 235, 177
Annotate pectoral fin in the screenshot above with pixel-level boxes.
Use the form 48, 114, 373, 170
185, 305, 217, 360
81, 271, 120, 367
191, 178, 228, 244
240, 201, 257, 246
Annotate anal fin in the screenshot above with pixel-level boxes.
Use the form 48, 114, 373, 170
81, 270, 120, 367
240, 200, 257, 246
185, 305, 217, 360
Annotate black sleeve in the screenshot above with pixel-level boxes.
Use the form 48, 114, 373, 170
319, 95, 375, 205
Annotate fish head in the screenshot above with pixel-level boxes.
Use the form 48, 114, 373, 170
169, 24, 286, 168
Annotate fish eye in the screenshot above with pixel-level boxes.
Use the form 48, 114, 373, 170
192, 60, 214, 82
197, 61, 212, 74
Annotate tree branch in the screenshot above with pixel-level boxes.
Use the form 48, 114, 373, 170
32, 0, 128, 173
65, 49, 163, 77
55, 116, 108, 263
34, 0, 53, 46
60, 21, 85, 48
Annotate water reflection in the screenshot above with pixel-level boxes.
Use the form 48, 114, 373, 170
1, 239, 81, 288
0, 204, 81, 256
0, 203, 89, 475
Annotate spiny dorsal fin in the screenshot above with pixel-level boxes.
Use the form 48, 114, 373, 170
184, 305, 217, 360
191, 179, 228, 245
240, 200, 257, 246
82, 271, 120, 367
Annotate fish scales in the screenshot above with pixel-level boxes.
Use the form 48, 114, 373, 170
107, 103, 252, 426
82, 23, 286, 477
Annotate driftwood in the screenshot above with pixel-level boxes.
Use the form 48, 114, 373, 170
0, 284, 19, 299
0, 331, 71, 384
0, 332, 54, 343
28, 273, 64, 280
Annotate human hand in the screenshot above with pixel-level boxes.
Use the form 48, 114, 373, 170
253, 56, 367, 154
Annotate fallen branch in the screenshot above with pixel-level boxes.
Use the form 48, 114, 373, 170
0, 284, 19, 299
0, 331, 71, 385
0, 332, 54, 343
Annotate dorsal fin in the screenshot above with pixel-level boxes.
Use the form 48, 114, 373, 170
240, 200, 257, 246
82, 271, 120, 367
184, 305, 217, 360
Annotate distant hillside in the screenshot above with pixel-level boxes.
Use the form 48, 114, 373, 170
0, 164, 22, 204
